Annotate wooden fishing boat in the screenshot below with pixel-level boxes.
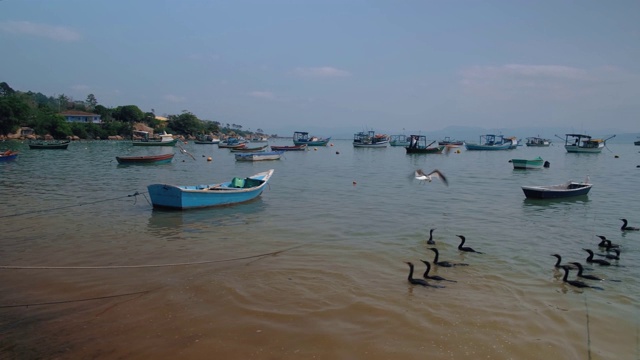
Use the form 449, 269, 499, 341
0, 150, 19, 161
116, 153, 175, 164
405, 135, 445, 154
293, 131, 331, 146
147, 169, 275, 210
234, 151, 283, 161
132, 131, 178, 146
511, 157, 546, 170
525, 137, 551, 147
465, 134, 512, 151
270, 144, 307, 151
438, 137, 464, 146
353, 130, 389, 148
28, 140, 70, 149
218, 137, 247, 148
559, 133, 615, 153
194, 134, 220, 144
389, 135, 410, 147
229, 144, 268, 152
521, 180, 592, 199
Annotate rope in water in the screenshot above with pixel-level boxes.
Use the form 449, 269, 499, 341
0, 244, 305, 270
0, 289, 156, 309
0, 191, 145, 219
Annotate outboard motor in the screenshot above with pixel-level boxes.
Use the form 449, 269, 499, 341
543, 161, 550, 168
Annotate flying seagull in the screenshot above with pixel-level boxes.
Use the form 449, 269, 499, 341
414, 169, 448, 186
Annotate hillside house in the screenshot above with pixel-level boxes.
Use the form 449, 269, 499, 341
60, 110, 102, 124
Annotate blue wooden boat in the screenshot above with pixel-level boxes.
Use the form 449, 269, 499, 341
147, 169, 275, 210
465, 134, 512, 151
0, 150, 19, 161
521, 180, 592, 199
293, 131, 331, 146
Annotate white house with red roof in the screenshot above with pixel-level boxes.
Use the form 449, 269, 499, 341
60, 110, 102, 124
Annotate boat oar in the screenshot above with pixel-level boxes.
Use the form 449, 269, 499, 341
176, 144, 195, 160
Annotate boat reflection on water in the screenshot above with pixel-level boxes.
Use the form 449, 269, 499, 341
146, 198, 268, 237
522, 195, 590, 209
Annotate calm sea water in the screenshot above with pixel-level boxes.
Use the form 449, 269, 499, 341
1, 139, 639, 359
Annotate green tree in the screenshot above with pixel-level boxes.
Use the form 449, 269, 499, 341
113, 105, 144, 123
167, 111, 203, 136
85, 94, 97, 109
0, 93, 31, 135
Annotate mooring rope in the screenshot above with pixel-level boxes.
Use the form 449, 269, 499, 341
0, 289, 156, 309
0, 191, 145, 219
0, 244, 305, 270
584, 293, 592, 360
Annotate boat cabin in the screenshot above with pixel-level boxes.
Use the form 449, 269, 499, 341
564, 134, 603, 149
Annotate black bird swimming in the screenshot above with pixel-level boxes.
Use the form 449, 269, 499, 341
551, 254, 578, 269
570, 262, 604, 281
420, 260, 456, 282
583, 249, 611, 266
560, 266, 592, 288
456, 235, 483, 254
428, 248, 469, 267
405, 262, 441, 287
427, 228, 436, 245
596, 235, 619, 249
620, 218, 640, 231
596, 248, 621, 260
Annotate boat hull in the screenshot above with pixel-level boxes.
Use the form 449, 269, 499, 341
270, 145, 307, 151
132, 139, 178, 147
147, 169, 274, 210
28, 141, 70, 149
293, 139, 330, 146
465, 143, 512, 150
0, 153, 18, 161
405, 146, 445, 154
116, 153, 175, 164
512, 157, 544, 170
521, 182, 592, 199
234, 151, 283, 161
564, 145, 603, 153
353, 142, 389, 148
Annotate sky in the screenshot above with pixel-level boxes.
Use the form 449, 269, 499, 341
1, 0, 640, 136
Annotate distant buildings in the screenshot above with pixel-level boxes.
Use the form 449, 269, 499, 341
60, 110, 101, 124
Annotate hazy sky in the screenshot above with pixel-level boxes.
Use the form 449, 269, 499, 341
2, 0, 639, 135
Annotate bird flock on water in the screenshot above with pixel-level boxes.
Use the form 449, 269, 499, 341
406, 219, 638, 291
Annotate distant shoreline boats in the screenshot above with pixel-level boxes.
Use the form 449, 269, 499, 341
525, 137, 551, 147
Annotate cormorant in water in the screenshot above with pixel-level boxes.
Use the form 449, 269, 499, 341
428, 248, 469, 267
583, 249, 611, 266
620, 218, 639, 231
569, 262, 604, 281
560, 266, 592, 288
405, 262, 442, 287
596, 248, 620, 260
550, 254, 578, 269
420, 260, 456, 282
456, 235, 483, 254
427, 228, 436, 245
596, 235, 619, 248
